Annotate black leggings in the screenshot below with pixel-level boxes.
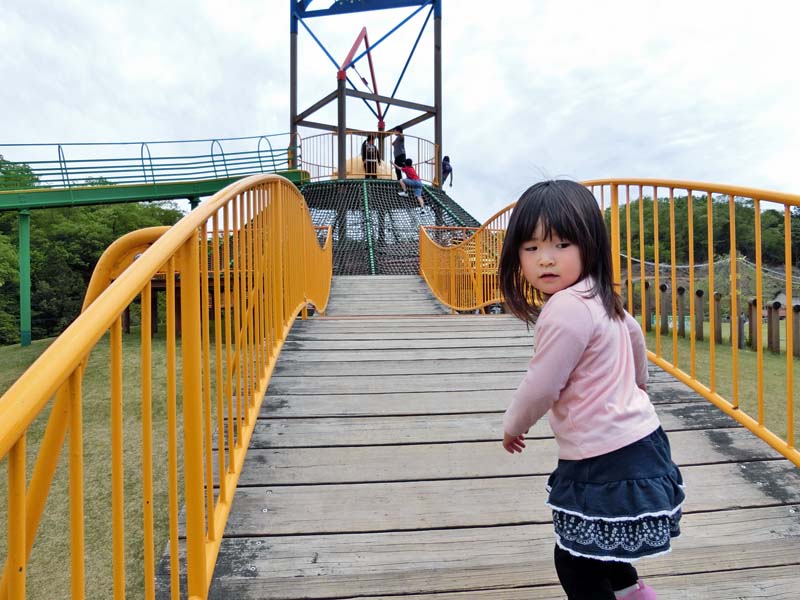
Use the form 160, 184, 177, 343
554, 546, 638, 600
394, 153, 406, 180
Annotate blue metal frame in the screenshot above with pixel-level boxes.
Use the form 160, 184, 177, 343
291, 0, 437, 126
294, 1, 432, 20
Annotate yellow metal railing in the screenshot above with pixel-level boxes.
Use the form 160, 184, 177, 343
299, 130, 439, 184
585, 178, 800, 468
0, 174, 332, 599
419, 206, 512, 312
421, 179, 800, 467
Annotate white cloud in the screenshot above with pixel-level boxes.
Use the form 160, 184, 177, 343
2, 0, 799, 221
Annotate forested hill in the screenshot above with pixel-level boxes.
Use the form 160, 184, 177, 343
605, 194, 800, 267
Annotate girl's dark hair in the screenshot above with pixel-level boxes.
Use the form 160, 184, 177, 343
405, 158, 413, 166
498, 180, 624, 324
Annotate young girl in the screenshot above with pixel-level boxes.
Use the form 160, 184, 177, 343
498, 180, 684, 600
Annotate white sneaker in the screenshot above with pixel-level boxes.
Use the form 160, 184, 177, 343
398, 191, 407, 197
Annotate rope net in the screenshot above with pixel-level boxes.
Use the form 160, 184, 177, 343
300, 180, 480, 275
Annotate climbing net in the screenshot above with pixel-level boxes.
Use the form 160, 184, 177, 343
300, 180, 480, 275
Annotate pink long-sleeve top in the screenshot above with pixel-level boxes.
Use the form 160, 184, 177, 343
503, 277, 660, 460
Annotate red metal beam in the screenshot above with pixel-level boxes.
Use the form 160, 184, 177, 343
338, 27, 384, 129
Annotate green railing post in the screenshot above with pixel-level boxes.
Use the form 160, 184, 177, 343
19, 210, 31, 346
362, 182, 376, 275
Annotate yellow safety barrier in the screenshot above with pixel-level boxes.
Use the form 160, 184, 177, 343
421, 178, 800, 468
299, 130, 439, 184
585, 179, 800, 468
419, 207, 512, 312
0, 174, 332, 599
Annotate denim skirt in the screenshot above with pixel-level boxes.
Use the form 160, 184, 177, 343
546, 426, 685, 562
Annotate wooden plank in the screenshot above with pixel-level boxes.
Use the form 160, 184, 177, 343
325, 308, 447, 316
304, 315, 521, 324
287, 326, 529, 337
280, 337, 536, 350
246, 405, 737, 448
292, 317, 524, 330
285, 330, 533, 340
260, 387, 706, 417
331, 565, 800, 599
261, 389, 512, 416
275, 356, 774, 379
325, 300, 444, 308
233, 428, 777, 485
219, 460, 800, 536
265, 374, 703, 400
266, 372, 519, 394
275, 346, 534, 362
191, 506, 800, 599
272, 356, 532, 377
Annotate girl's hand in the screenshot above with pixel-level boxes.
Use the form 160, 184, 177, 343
503, 432, 526, 454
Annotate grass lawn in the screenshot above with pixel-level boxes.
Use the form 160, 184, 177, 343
645, 325, 800, 442
0, 330, 182, 600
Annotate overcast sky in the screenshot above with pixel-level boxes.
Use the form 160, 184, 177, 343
3, 0, 799, 221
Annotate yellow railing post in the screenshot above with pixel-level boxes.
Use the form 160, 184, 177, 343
449, 248, 456, 312
68, 371, 85, 600
111, 316, 125, 600
474, 233, 484, 310
610, 183, 621, 286
8, 436, 26, 600
179, 233, 209, 598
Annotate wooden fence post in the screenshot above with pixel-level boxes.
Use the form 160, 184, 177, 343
694, 289, 705, 341
748, 298, 758, 351
767, 301, 781, 354
645, 281, 653, 332
624, 279, 634, 316
659, 283, 669, 334
737, 309, 745, 349
677, 286, 686, 338
122, 305, 131, 334
794, 304, 800, 358
713, 292, 722, 343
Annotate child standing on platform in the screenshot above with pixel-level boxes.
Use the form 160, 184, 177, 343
441, 155, 453, 187
498, 180, 684, 600
392, 127, 406, 181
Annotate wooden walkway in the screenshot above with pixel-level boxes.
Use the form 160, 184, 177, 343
203, 275, 800, 599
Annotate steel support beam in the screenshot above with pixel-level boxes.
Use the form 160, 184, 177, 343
337, 77, 347, 180
434, 8, 442, 186
290, 21, 299, 168
18, 210, 31, 346
344, 89, 435, 114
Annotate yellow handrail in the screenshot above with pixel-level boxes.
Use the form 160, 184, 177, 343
419, 202, 514, 312
584, 179, 800, 468
420, 178, 800, 469
0, 174, 332, 599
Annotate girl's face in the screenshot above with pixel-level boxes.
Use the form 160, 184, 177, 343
518, 220, 583, 296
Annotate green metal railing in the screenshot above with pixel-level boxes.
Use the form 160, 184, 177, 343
0, 133, 308, 346
0, 134, 298, 191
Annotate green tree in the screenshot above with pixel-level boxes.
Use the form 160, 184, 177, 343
609, 194, 800, 269
0, 154, 39, 190
0, 234, 19, 342
84, 176, 114, 186
0, 199, 184, 344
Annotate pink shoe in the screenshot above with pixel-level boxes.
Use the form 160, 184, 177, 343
619, 580, 657, 600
